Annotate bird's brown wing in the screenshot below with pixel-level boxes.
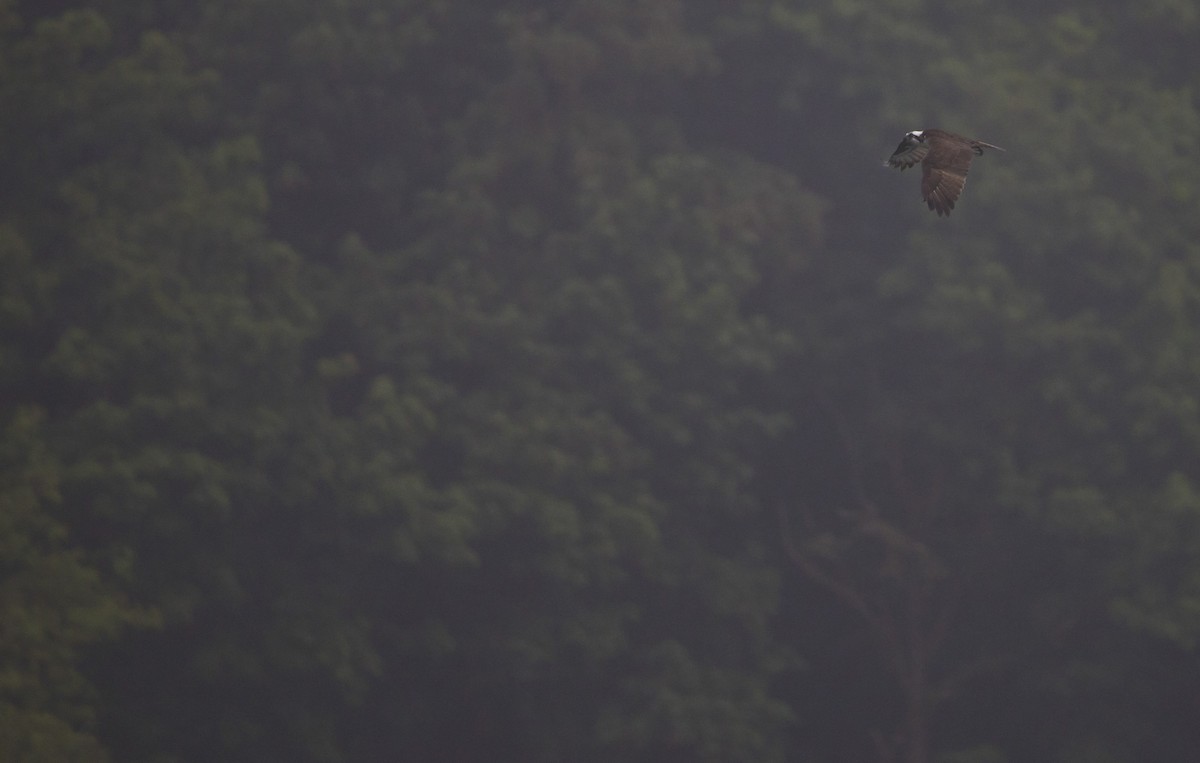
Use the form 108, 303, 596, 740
887, 141, 928, 170
921, 143, 975, 216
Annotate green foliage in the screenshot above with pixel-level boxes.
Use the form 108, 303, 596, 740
3, 0, 1200, 762
0, 408, 150, 763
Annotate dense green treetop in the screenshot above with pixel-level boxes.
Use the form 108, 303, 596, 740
2, 1, 1200, 762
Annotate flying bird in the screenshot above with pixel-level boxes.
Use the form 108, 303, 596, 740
885, 129, 1004, 216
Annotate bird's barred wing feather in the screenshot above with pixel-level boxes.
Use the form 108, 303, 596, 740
920, 143, 975, 216
921, 167, 967, 216
886, 141, 928, 170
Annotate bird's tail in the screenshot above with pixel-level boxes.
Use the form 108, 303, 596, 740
975, 140, 1005, 152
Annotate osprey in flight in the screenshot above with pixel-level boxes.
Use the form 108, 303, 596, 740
885, 129, 1004, 216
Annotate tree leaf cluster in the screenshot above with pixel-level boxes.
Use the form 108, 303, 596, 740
2, 1, 1200, 762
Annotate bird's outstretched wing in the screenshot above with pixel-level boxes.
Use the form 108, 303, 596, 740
886, 139, 928, 170
921, 143, 975, 216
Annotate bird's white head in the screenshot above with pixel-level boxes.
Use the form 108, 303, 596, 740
907, 130, 925, 140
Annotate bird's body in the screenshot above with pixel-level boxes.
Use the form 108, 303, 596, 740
885, 129, 1003, 216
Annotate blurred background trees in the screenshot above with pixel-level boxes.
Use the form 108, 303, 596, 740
2, 0, 1199, 761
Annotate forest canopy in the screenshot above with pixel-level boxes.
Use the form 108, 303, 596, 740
2, 1, 1200, 761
